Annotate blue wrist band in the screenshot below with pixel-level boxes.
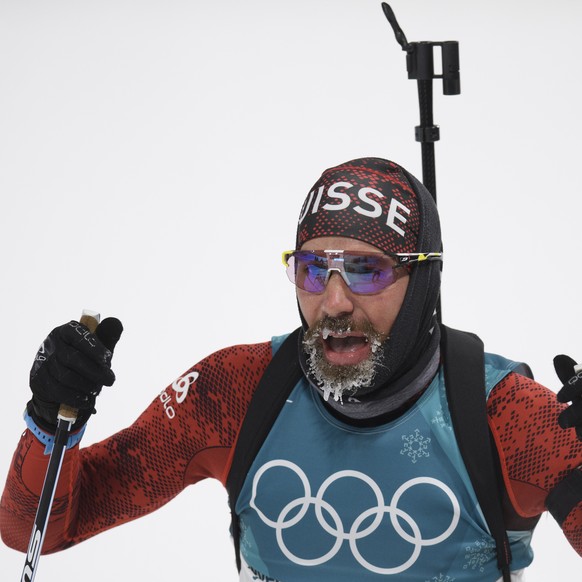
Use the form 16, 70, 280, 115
23, 410, 87, 455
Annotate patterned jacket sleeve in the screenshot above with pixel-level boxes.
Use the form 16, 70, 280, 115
0, 342, 272, 554
487, 372, 582, 554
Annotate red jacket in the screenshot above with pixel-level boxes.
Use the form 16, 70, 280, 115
1, 341, 581, 559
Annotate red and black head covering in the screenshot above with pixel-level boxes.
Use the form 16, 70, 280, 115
296, 157, 442, 392
296, 158, 420, 254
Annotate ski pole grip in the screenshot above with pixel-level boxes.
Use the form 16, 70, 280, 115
79, 310, 99, 333
57, 310, 100, 423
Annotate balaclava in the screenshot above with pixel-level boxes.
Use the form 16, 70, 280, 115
295, 157, 442, 416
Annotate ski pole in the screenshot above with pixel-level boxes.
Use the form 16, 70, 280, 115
21, 310, 100, 582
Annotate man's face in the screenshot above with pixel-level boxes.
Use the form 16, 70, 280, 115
296, 236, 409, 401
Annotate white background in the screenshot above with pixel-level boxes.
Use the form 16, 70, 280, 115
1, 0, 580, 579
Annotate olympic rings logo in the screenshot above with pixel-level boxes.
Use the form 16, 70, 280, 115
250, 460, 460, 575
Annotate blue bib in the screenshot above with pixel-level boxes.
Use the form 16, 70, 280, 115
236, 335, 534, 581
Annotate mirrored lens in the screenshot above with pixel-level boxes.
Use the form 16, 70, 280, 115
343, 254, 397, 293
288, 252, 328, 293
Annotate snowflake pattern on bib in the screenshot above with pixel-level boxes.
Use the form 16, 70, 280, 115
400, 428, 431, 463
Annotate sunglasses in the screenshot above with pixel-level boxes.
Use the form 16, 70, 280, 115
282, 249, 442, 295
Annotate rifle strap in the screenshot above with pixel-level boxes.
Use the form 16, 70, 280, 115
226, 327, 303, 572
441, 325, 511, 581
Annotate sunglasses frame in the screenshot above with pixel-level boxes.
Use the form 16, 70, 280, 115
282, 249, 443, 295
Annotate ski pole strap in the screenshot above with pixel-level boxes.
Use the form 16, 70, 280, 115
24, 410, 86, 454
441, 325, 512, 581
226, 327, 303, 572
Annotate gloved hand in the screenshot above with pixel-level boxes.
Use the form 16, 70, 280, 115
28, 317, 123, 432
554, 354, 582, 441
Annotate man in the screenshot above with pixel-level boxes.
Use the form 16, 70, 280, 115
1, 157, 581, 581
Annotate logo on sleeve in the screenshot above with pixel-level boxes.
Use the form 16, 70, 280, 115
159, 371, 199, 420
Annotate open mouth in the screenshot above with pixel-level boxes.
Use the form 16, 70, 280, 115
302, 318, 385, 402
322, 328, 372, 365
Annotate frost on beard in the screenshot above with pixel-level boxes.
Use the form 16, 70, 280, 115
303, 330, 383, 404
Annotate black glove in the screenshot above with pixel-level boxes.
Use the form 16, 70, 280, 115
554, 354, 582, 441
28, 317, 123, 432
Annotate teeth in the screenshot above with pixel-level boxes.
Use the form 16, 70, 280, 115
322, 327, 370, 343
322, 327, 351, 340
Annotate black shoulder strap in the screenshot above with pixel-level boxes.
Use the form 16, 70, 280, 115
441, 325, 512, 582
226, 327, 303, 572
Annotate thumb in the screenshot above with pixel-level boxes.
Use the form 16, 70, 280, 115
554, 354, 578, 385
95, 317, 124, 353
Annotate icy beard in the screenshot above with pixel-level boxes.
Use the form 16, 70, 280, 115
302, 315, 386, 404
